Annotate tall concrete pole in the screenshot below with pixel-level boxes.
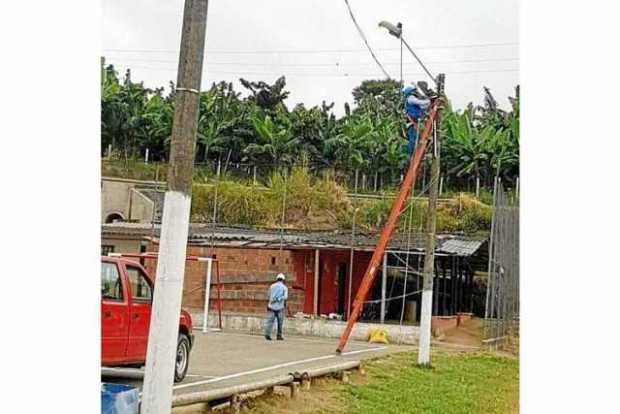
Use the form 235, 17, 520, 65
141, 1, 209, 412
417, 74, 444, 366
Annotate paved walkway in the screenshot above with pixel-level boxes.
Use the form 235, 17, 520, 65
102, 330, 411, 397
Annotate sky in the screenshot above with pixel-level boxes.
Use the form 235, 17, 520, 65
102, 0, 519, 117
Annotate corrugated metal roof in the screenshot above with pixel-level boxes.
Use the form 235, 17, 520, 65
101, 223, 486, 257
437, 238, 485, 256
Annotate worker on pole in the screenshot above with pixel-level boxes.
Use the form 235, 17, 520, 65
402, 84, 431, 155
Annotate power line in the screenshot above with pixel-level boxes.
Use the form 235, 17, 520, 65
104, 56, 520, 67
102, 42, 518, 55
342, 0, 391, 78
107, 62, 518, 77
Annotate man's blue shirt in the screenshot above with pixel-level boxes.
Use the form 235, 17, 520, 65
267, 281, 288, 311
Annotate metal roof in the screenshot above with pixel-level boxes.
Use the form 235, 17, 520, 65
437, 238, 485, 256
102, 223, 486, 257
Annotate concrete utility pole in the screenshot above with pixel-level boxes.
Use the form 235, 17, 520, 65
141, 1, 209, 412
417, 74, 445, 366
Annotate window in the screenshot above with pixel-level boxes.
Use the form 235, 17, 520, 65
101, 245, 115, 256
126, 266, 152, 302
101, 262, 123, 301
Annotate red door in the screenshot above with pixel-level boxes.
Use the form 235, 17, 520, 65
101, 261, 129, 364
124, 264, 153, 362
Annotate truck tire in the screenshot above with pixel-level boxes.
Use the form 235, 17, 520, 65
174, 333, 190, 383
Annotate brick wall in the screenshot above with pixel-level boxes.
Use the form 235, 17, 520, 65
145, 242, 306, 316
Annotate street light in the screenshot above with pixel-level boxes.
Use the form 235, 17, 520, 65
378, 21, 402, 38
379, 20, 436, 86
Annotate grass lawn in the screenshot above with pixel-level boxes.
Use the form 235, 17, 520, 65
245, 351, 518, 414
345, 352, 518, 414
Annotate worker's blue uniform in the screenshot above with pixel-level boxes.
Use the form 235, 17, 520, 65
403, 86, 430, 155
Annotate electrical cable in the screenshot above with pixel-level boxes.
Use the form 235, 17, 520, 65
102, 42, 518, 55
343, 0, 391, 78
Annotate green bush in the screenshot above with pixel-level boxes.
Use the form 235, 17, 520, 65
191, 181, 268, 226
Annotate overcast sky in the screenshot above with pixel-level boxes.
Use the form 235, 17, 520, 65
103, 0, 519, 116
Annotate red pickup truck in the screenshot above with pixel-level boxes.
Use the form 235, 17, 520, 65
101, 257, 194, 382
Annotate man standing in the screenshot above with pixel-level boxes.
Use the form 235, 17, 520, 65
264, 273, 288, 341
402, 84, 431, 155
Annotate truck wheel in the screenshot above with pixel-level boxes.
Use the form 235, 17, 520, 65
174, 333, 190, 383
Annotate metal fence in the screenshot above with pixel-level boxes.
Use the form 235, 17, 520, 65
483, 178, 520, 350
101, 158, 501, 196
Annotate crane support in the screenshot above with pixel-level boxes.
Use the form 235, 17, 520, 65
335, 99, 440, 353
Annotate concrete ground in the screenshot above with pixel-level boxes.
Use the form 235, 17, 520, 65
102, 330, 411, 397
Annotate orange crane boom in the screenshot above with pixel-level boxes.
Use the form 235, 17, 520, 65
336, 99, 440, 353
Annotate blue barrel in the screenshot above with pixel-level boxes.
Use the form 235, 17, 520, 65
101, 383, 139, 414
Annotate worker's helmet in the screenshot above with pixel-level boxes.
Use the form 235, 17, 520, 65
402, 85, 416, 96
276, 273, 286, 281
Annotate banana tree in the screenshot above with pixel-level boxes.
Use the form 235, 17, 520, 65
444, 111, 489, 196
197, 82, 246, 165
245, 111, 298, 165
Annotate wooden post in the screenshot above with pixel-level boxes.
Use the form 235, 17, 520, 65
354, 169, 359, 193
253, 165, 257, 186
289, 382, 300, 399
418, 73, 444, 366
231, 394, 241, 413
380, 252, 388, 324
141, 0, 209, 412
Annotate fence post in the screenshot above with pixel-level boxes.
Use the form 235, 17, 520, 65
202, 259, 213, 333
380, 252, 387, 324
253, 165, 257, 186
145, 148, 149, 164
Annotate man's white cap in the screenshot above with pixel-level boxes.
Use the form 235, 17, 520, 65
276, 273, 286, 281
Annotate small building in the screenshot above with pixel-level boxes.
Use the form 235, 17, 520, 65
102, 223, 486, 327
101, 177, 165, 224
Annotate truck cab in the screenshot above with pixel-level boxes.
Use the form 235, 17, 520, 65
101, 256, 194, 382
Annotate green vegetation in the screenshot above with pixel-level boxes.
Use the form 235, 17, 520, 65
101, 61, 519, 193
244, 351, 518, 414
185, 165, 491, 233
344, 352, 519, 414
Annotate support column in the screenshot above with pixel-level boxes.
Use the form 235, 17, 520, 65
418, 74, 445, 366
442, 258, 448, 315
313, 249, 320, 315
380, 252, 388, 324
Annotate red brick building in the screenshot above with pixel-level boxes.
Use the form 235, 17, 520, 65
102, 223, 485, 324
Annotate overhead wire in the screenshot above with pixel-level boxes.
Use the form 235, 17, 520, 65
342, 0, 391, 78
105, 62, 518, 77
102, 42, 518, 55
103, 56, 520, 67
